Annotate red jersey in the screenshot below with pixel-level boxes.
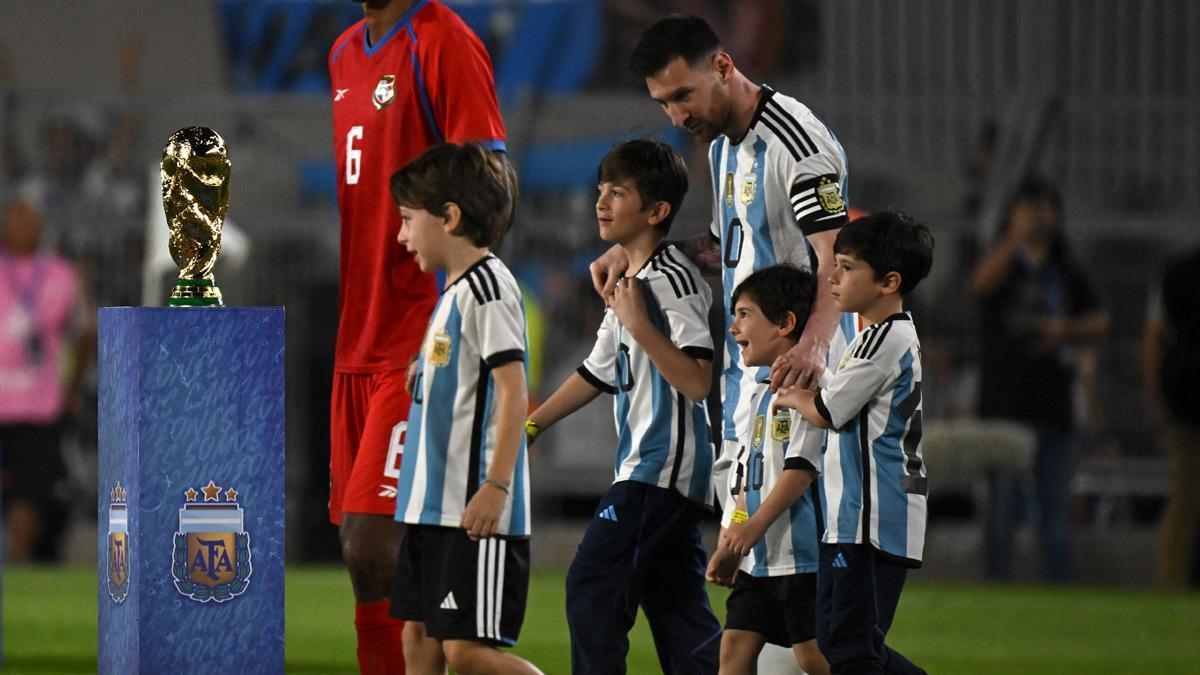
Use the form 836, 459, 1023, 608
329, 0, 507, 373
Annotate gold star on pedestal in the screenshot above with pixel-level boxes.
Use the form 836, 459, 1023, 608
200, 480, 222, 502
224, 487, 239, 502
184, 487, 199, 502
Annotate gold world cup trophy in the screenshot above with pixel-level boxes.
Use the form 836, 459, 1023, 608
162, 126, 230, 307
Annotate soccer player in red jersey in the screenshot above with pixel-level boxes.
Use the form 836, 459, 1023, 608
327, 1, 506, 672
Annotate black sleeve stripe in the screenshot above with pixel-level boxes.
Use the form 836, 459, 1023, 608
482, 263, 502, 300
853, 325, 880, 359
577, 365, 616, 395
471, 269, 494, 302
682, 346, 714, 360
651, 259, 684, 299
657, 255, 692, 298
762, 105, 807, 157
784, 456, 817, 472
464, 272, 486, 304
485, 349, 525, 367
758, 114, 801, 162
796, 125, 820, 157
814, 391, 835, 429
663, 248, 700, 295
864, 320, 894, 360
766, 100, 818, 156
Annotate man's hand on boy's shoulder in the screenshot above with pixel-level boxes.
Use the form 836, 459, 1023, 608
770, 336, 828, 392
610, 276, 650, 334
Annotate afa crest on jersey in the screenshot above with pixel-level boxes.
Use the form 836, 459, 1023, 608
429, 331, 452, 367
771, 409, 792, 443
373, 75, 397, 110
107, 482, 130, 604
741, 172, 758, 205
817, 177, 846, 214
171, 480, 252, 603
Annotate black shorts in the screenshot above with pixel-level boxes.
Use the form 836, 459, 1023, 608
724, 570, 818, 647
390, 524, 530, 647
0, 423, 65, 506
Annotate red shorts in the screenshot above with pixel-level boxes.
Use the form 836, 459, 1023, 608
329, 368, 412, 525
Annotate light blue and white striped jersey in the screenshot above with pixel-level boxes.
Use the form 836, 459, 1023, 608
579, 244, 715, 506
814, 313, 926, 565
721, 381, 821, 576
395, 255, 531, 537
710, 86, 850, 447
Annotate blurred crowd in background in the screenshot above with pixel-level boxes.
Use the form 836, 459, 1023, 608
0, 0, 1196, 590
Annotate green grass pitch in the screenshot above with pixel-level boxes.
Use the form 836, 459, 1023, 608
3, 565, 1199, 673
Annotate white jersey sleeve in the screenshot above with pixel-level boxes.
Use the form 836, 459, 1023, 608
647, 258, 714, 358
787, 415, 825, 472
816, 320, 902, 429
579, 311, 618, 393
461, 262, 526, 366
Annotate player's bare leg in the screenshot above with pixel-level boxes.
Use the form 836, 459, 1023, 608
340, 512, 403, 599
4, 500, 39, 561
792, 639, 831, 675
442, 640, 543, 675
401, 621, 447, 674
341, 513, 406, 673
719, 629, 765, 675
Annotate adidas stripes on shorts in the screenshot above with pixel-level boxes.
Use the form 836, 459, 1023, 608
390, 524, 530, 647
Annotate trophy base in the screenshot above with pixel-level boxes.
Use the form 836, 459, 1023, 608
168, 278, 224, 307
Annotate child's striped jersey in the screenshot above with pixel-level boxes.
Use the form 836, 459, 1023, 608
395, 254, 531, 536
578, 244, 715, 506
814, 313, 926, 565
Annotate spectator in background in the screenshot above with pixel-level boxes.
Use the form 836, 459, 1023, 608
969, 176, 1109, 583
0, 197, 92, 562
1143, 243, 1200, 589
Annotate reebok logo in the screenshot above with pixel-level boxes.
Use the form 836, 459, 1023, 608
378, 484, 397, 498
832, 552, 848, 569
334, 88, 350, 101
440, 591, 458, 610
598, 505, 618, 522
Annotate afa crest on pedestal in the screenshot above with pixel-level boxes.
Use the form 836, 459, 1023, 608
107, 482, 130, 604
171, 480, 252, 603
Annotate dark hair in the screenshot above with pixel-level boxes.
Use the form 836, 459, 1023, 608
597, 139, 689, 234
730, 265, 817, 340
999, 174, 1068, 261
834, 211, 934, 296
629, 14, 722, 79
389, 142, 518, 248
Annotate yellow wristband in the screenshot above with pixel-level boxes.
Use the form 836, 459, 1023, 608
730, 509, 750, 524
525, 419, 541, 445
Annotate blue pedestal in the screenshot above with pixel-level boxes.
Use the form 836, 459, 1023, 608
98, 307, 285, 674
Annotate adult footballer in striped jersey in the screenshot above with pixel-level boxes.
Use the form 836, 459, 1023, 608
327, 1, 506, 671
593, 15, 851, 500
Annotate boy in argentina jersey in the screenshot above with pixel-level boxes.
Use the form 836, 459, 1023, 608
777, 212, 934, 675
706, 265, 830, 675
527, 140, 721, 674
387, 143, 540, 675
